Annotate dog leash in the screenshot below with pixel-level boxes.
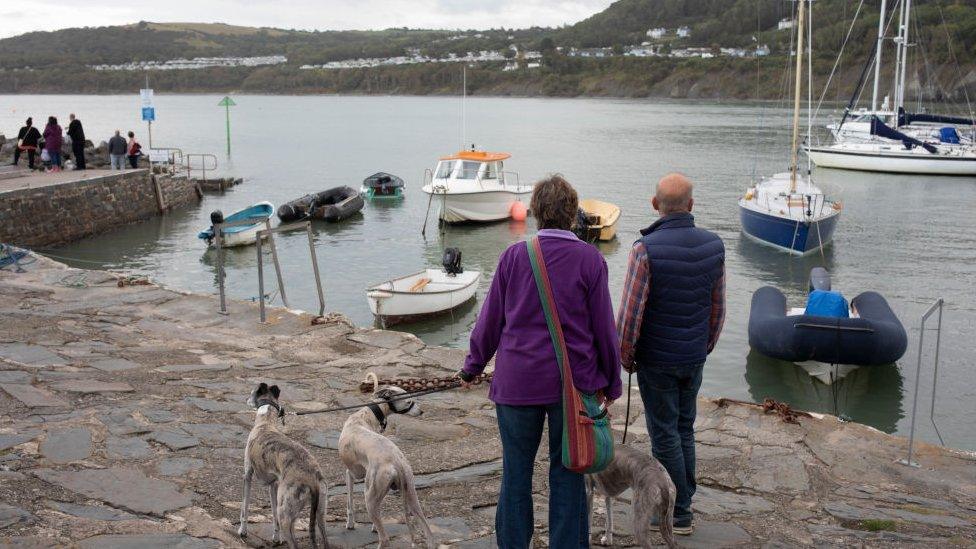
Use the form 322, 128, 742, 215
292, 384, 463, 417
622, 370, 633, 444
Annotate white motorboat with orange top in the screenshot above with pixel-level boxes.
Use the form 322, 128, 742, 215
421, 148, 533, 223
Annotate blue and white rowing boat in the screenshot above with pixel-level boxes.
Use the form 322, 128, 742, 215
197, 201, 275, 248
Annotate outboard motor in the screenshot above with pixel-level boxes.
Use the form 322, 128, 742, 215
442, 247, 463, 275
210, 210, 224, 225
809, 267, 831, 292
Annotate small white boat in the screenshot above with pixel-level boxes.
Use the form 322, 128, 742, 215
421, 150, 532, 223
197, 201, 275, 247
366, 268, 481, 324
576, 199, 621, 242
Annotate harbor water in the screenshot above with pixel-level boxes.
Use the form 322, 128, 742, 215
2, 94, 974, 450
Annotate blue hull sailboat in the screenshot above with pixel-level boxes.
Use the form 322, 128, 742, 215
739, 174, 841, 254
739, 0, 840, 255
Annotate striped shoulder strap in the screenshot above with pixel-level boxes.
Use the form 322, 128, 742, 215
526, 237, 571, 383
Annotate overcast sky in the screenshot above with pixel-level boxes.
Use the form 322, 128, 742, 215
0, 0, 613, 39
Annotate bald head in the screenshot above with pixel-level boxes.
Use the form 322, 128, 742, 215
652, 173, 694, 216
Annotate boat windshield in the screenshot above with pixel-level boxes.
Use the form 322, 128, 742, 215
483, 162, 499, 179
458, 161, 482, 180
435, 161, 455, 179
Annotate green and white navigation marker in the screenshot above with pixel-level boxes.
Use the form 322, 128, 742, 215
218, 96, 237, 155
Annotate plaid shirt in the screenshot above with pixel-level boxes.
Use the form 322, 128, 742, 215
617, 242, 726, 369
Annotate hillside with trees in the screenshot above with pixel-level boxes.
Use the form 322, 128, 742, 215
0, 0, 973, 100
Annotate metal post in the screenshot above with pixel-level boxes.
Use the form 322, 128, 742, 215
899, 298, 943, 468
264, 220, 289, 308
305, 221, 326, 316
256, 234, 266, 323
928, 301, 945, 445
215, 224, 228, 315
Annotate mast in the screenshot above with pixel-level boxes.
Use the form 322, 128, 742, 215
897, 0, 912, 113
892, 0, 907, 115
871, 0, 887, 111
806, 0, 813, 174
789, 0, 806, 193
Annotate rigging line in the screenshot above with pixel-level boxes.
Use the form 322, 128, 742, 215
813, 0, 866, 120
936, 2, 976, 123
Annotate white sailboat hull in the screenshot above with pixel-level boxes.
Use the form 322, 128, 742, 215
366, 268, 481, 319
806, 145, 976, 175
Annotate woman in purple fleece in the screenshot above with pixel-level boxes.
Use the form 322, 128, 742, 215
459, 175, 622, 548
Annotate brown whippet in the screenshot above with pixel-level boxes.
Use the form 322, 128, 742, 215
240, 383, 330, 548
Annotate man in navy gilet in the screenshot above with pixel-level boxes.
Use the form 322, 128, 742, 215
618, 173, 726, 535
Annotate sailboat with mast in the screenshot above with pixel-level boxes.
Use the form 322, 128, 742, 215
805, 0, 976, 175
740, 0, 841, 255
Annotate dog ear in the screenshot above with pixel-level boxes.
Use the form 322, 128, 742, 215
256, 382, 268, 394
269, 385, 281, 399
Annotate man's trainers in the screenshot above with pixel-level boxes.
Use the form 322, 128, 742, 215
649, 517, 694, 535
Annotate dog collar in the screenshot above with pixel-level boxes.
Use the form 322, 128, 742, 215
367, 402, 387, 431
256, 398, 285, 423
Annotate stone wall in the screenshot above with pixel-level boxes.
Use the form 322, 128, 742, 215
0, 170, 201, 248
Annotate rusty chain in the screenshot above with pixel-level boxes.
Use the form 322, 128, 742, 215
359, 372, 493, 394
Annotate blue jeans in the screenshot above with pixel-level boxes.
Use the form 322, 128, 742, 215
636, 363, 704, 524
48, 150, 61, 168
495, 403, 589, 549
110, 154, 124, 169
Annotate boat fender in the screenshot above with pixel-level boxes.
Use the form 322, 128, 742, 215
442, 247, 463, 275
511, 201, 528, 221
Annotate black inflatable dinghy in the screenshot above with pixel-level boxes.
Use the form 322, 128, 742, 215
748, 269, 907, 367
278, 186, 365, 223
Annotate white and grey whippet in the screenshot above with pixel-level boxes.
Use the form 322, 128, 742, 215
338, 384, 435, 548
240, 383, 330, 549
587, 444, 678, 548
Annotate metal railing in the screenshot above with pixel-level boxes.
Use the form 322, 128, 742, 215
210, 218, 284, 315
898, 298, 945, 468
148, 147, 184, 171
184, 154, 218, 183
256, 221, 325, 323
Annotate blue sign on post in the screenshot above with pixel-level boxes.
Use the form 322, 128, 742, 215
141, 107, 156, 122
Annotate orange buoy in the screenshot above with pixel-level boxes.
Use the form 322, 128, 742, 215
510, 201, 528, 221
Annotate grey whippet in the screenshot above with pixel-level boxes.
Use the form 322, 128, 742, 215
240, 383, 330, 548
338, 383, 435, 548
587, 444, 678, 548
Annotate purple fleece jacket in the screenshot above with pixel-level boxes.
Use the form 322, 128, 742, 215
463, 229, 622, 405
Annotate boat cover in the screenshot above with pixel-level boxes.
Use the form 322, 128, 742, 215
805, 290, 849, 318
898, 107, 975, 127
748, 286, 907, 366
870, 117, 938, 154
940, 127, 961, 144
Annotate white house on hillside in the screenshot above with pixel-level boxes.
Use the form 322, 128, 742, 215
777, 18, 794, 30
647, 27, 666, 39
676, 26, 691, 38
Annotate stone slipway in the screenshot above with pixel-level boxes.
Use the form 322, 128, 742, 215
0, 254, 973, 548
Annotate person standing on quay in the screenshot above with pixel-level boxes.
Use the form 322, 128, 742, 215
11, 117, 41, 169
126, 131, 142, 169
459, 175, 622, 549
617, 173, 725, 536
108, 130, 127, 170
42, 116, 63, 172
66, 113, 86, 170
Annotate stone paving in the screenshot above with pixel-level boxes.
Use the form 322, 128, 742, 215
0, 254, 974, 548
